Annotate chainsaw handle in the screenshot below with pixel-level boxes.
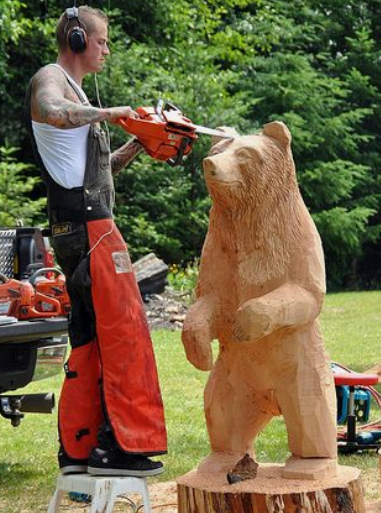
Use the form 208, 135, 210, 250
29, 268, 63, 287
156, 99, 165, 121
167, 136, 192, 167
116, 117, 133, 133
164, 101, 181, 113
0, 273, 9, 284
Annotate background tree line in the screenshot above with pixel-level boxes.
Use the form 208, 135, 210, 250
1, 0, 380, 290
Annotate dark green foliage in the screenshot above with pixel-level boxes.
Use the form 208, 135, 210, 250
1, 0, 381, 289
0, 146, 46, 226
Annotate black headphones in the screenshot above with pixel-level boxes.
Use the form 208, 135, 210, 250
65, 7, 87, 53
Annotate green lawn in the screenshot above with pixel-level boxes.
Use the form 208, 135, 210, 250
0, 291, 380, 511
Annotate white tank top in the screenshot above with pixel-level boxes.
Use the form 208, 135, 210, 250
32, 64, 91, 189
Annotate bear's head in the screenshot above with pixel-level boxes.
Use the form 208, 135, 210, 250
203, 121, 298, 213
202, 122, 303, 283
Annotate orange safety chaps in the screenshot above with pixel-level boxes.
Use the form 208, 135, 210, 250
58, 218, 167, 459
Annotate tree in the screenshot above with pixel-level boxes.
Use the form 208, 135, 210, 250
1, 0, 381, 288
222, 0, 381, 288
0, 145, 46, 226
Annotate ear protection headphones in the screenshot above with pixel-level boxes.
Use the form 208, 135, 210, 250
65, 6, 87, 53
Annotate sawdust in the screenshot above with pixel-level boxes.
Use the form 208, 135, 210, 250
362, 465, 381, 501
368, 502, 381, 513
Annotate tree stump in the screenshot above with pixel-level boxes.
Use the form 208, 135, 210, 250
177, 464, 366, 513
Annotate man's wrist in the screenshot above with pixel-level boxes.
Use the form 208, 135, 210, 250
132, 136, 143, 146
132, 137, 144, 153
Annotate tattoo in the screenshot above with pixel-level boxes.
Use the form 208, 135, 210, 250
111, 139, 143, 174
49, 101, 107, 128
31, 66, 108, 128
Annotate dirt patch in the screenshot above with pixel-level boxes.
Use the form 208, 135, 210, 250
367, 502, 381, 513
52, 481, 177, 512
362, 466, 381, 502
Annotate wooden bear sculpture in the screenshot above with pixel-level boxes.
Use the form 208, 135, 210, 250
182, 121, 337, 480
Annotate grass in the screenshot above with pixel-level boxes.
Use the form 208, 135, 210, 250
0, 290, 381, 511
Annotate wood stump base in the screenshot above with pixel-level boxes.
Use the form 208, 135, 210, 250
177, 464, 366, 513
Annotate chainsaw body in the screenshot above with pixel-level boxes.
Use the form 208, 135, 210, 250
118, 103, 199, 166
29, 268, 71, 316
0, 273, 61, 320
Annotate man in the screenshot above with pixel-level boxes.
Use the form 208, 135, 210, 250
25, 5, 167, 476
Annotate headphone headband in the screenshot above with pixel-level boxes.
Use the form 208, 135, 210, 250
65, 6, 87, 54
66, 7, 79, 20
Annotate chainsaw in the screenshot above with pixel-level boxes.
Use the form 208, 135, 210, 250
29, 268, 71, 316
117, 100, 234, 166
0, 273, 61, 320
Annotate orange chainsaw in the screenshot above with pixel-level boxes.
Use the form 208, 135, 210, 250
0, 273, 61, 320
117, 100, 234, 166
29, 268, 71, 316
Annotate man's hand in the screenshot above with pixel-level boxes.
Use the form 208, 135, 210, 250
106, 106, 140, 124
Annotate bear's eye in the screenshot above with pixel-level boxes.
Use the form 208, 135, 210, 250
235, 149, 252, 162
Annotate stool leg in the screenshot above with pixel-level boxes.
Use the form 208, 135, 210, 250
141, 480, 152, 513
89, 482, 113, 513
47, 489, 65, 513
104, 492, 117, 513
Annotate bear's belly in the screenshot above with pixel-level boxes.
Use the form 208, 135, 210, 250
216, 326, 326, 393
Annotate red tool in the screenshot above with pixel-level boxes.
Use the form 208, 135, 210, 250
0, 273, 61, 320
29, 268, 71, 316
117, 100, 234, 166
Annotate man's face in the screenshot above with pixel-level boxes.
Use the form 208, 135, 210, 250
84, 19, 110, 73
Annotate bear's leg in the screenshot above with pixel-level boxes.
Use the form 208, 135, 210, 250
274, 334, 337, 479
198, 357, 275, 474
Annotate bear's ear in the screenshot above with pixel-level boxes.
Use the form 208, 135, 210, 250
262, 121, 291, 149
211, 126, 240, 147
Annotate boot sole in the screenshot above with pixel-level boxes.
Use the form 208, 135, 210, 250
87, 465, 164, 477
60, 465, 88, 474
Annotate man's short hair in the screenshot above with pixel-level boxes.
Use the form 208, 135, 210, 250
56, 5, 108, 52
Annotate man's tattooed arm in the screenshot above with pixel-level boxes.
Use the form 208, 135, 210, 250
111, 138, 144, 175
31, 66, 136, 128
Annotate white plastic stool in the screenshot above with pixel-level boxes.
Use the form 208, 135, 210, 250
47, 473, 152, 513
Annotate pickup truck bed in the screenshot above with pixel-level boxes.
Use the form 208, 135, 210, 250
0, 317, 68, 395
0, 317, 68, 345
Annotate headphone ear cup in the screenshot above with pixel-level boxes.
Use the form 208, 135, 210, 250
68, 27, 87, 53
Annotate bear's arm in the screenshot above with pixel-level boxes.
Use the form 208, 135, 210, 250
182, 231, 232, 370
182, 297, 216, 371
232, 283, 322, 343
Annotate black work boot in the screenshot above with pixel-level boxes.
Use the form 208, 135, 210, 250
87, 447, 164, 477
97, 422, 119, 451
58, 446, 87, 474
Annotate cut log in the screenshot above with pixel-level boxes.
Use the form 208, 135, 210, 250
133, 253, 168, 296
177, 464, 366, 513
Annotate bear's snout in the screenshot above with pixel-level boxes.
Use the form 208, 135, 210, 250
203, 157, 217, 178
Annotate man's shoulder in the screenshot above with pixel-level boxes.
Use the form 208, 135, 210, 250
32, 65, 66, 87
